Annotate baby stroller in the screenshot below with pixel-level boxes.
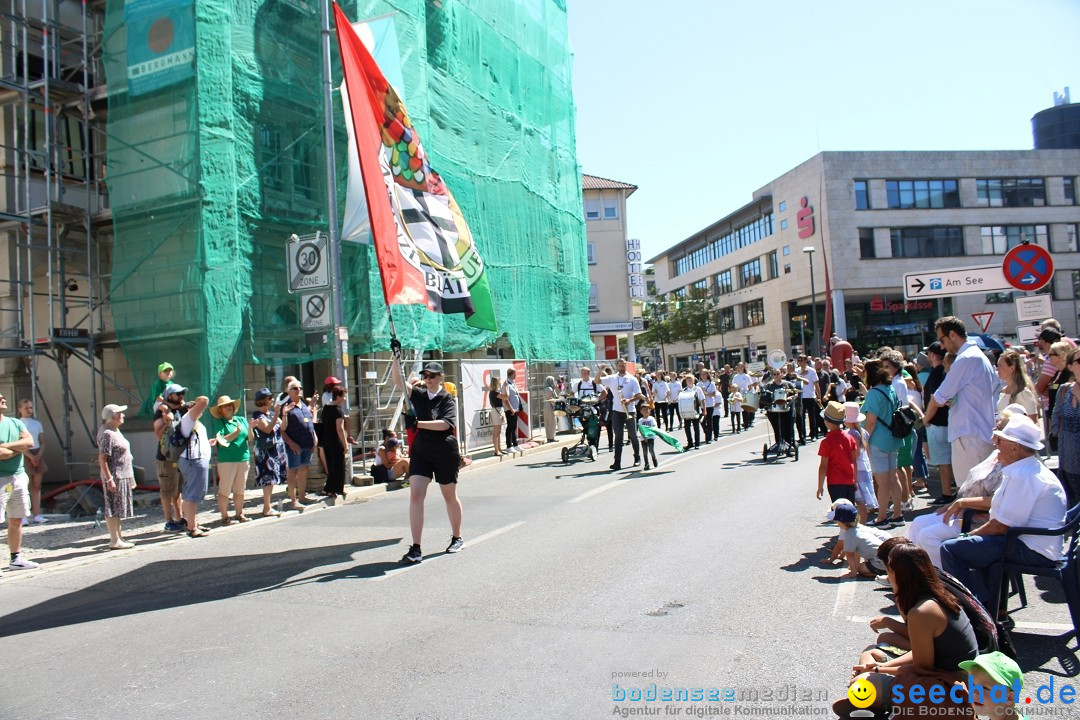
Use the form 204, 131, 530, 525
562, 397, 600, 463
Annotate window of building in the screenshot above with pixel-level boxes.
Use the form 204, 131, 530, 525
976, 178, 1046, 207
979, 225, 1048, 255
783, 264, 791, 274
584, 198, 600, 220
671, 213, 774, 276
260, 125, 285, 192
1065, 177, 1076, 206
778, 201, 787, 212
741, 299, 765, 327
782, 245, 790, 256
292, 138, 318, 199
714, 306, 736, 333
587, 242, 596, 265
26, 109, 95, 180
780, 219, 789, 230
985, 291, 1018, 304
603, 198, 618, 219
889, 227, 964, 258
768, 251, 779, 280
859, 228, 876, 258
716, 269, 733, 295
884, 179, 960, 209
588, 283, 598, 312
854, 180, 870, 210
739, 258, 763, 288
1058, 225, 1079, 253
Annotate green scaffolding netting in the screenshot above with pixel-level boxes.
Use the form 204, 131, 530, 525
103, 0, 591, 408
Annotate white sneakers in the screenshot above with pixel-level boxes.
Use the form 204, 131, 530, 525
8, 554, 39, 570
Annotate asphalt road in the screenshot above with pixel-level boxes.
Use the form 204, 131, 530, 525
2, 423, 1077, 720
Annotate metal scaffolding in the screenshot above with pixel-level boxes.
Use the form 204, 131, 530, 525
0, 0, 119, 479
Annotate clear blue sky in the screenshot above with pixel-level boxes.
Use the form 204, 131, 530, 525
567, 0, 1080, 261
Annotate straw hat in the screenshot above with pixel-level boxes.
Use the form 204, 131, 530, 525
209, 395, 242, 419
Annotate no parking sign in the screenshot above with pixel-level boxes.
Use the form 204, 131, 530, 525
1002, 243, 1054, 292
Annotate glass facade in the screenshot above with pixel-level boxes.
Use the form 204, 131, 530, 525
890, 227, 964, 258
739, 258, 762, 288
976, 178, 1046, 207
741, 299, 765, 327
1065, 177, 1076, 206
854, 180, 870, 210
716, 269, 733, 295
768, 251, 779, 280
714, 306, 735, 333
672, 213, 774, 276
885, 179, 960, 209
979, 225, 1048, 255
859, 228, 875, 258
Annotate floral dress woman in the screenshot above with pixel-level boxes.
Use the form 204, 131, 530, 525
251, 406, 286, 497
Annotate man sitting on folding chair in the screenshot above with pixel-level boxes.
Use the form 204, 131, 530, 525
940, 416, 1067, 617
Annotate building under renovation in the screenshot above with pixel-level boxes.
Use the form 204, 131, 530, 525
0, 0, 590, 483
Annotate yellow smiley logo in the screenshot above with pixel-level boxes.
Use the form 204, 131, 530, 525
848, 677, 877, 709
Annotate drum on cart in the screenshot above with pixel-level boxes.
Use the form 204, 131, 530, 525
553, 400, 568, 417
742, 390, 760, 411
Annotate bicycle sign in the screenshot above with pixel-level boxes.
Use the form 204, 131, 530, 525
287, 232, 330, 293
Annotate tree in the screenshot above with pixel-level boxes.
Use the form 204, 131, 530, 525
636, 296, 676, 368
674, 286, 712, 362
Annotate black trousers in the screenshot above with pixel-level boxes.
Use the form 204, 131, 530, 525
611, 411, 640, 466
323, 444, 346, 494
642, 438, 658, 466
711, 409, 721, 437
802, 398, 820, 438
743, 408, 755, 428
721, 392, 730, 417
684, 416, 700, 448
504, 408, 518, 448
702, 407, 714, 442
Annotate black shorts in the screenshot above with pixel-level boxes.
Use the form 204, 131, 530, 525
409, 453, 459, 485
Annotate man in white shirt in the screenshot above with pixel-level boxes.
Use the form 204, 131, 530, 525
923, 317, 998, 486
574, 367, 600, 399
651, 372, 670, 431
698, 369, 717, 443
17, 399, 47, 524
731, 363, 756, 428
600, 358, 645, 471
940, 416, 1066, 613
795, 355, 820, 444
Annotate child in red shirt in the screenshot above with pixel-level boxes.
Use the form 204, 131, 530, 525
817, 401, 857, 504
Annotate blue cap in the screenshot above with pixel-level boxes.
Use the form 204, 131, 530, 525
254, 387, 273, 402
163, 383, 187, 398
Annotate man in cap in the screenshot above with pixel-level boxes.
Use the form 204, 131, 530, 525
391, 351, 464, 564
153, 382, 188, 531
0, 390, 38, 573
940, 416, 1067, 613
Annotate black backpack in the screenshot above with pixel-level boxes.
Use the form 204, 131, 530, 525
872, 387, 917, 438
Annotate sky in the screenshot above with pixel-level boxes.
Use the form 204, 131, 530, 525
567, 0, 1080, 261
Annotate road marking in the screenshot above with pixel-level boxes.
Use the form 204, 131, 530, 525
565, 428, 772, 504
371, 521, 525, 581
833, 582, 858, 619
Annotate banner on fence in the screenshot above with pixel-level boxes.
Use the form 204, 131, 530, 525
461, 360, 530, 452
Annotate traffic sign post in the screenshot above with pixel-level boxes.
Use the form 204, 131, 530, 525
1016, 325, 1041, 345
1015, 294, 1053, 323
903, 265, 1011, 300
287, 232, 330, 293
971, 312, 994, 334
1002, 243, 1054, 292
300, 291, 332, 329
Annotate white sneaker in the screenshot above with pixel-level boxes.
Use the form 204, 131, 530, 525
21, 517, 28, 527
9, 555, 39, 570
32, 515, 48, 524
903, 500, 914, 512
875, 575, 892, 588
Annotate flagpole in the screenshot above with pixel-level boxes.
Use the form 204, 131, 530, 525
321, 0, 353, 479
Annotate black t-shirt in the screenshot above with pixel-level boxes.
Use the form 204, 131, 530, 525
322, 404, 344, 452
489, 390, 503, 409
923, 365, 949, 427
719, 372, 731, 393
410, 385, 459, 458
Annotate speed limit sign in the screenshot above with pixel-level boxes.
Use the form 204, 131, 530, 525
287, 232, 330, 293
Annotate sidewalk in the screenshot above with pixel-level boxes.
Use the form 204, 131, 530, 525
0, 433, 581, 575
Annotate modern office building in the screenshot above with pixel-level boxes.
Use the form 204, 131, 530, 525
648, 150, 1080, 370
583, 173, 640, 360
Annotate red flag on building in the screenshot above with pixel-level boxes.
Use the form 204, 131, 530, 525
332, 3, 497, 330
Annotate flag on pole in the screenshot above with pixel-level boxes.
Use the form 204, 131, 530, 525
639, 424, 685, 453
333, 3, 497, 331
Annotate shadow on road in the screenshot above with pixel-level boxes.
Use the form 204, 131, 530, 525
0, 538, 400, 638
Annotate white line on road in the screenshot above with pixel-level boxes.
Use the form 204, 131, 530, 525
370, 521, 526, 581
833, 582, 858, 619
848, 615, 1073, 632
565, 428, 772, 504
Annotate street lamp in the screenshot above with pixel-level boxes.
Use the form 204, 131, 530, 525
803, 247, 817, 357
